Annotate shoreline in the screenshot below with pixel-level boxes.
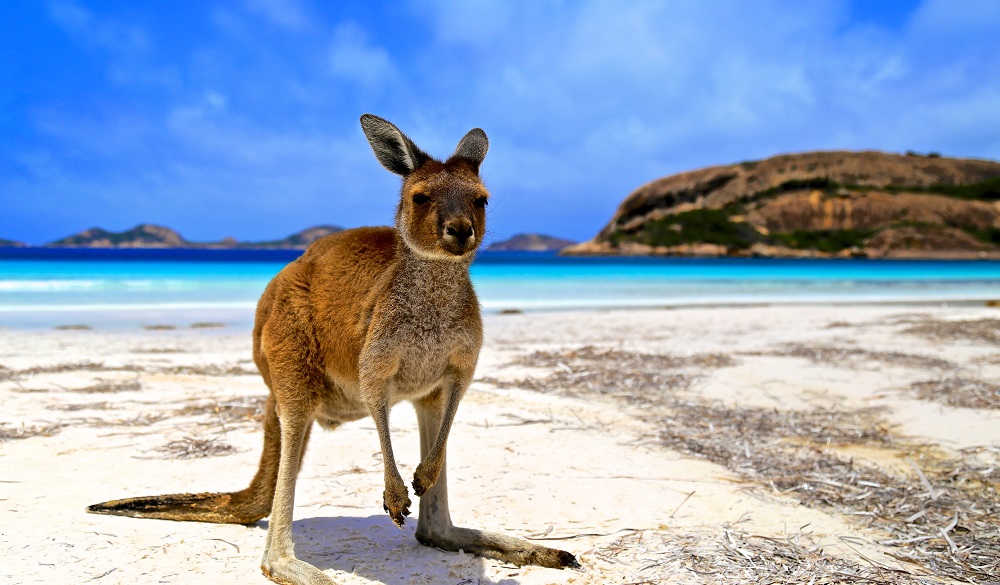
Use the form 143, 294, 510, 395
2, 304, 999, 584
2, 296, 999, 332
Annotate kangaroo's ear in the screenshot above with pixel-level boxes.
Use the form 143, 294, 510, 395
360, 114, 430, 176
450, 128, 489, 172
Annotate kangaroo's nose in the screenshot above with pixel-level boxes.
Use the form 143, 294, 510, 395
445, 220, 474, 244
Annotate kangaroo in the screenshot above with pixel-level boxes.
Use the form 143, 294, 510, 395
88, 114, 579, 584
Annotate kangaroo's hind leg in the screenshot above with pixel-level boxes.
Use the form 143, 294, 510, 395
412, 389, 580, 570
258, 378, 332, 585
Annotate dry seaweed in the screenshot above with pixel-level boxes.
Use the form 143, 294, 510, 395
176, 396, 267, 425
158, 364, 259, 377
0, 361, 257, 380
654, 402, 1000, 583
48, 401, 115, 412
763, 344, 955, 371
72, 378, 142, 393
97, 412, 169, 427
0, 422, 64, 441
0, 361, 130, 381
131, 347, 186, 354
485, 346, 732, 406
909, 377, 1000, 410
497, 345, 999, 582
972, 353, 1000, 366
593, 528, 936, 584
518, 346, 736, 371
150, 435, 235, 459
903, 318, 1000, 346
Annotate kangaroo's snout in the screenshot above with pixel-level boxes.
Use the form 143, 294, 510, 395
444, 219, 474, 246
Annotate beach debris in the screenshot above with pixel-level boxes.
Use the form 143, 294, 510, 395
48, 401, 115, 412
131, 347, 186, 353
0, 422, 64, 441
73, 378, 142, 393
0, 361, 120, 381
176, 396, 267, 425
0, 361, 257, 380
903, 317, 1000, 346
909, 377, 1000, 410
493, 343, 999, 583
762, 344, 956, 371
653, 402, 1000, 583
592, 528, 936, 584
157, 363, 259, 377
487, 346, 733, 406
150, 435, 236, 459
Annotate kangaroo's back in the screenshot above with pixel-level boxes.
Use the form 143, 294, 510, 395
252, 226, 399, 394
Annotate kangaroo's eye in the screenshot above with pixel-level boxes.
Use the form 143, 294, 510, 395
474, 197, 488, 208
412, 193, 430, 205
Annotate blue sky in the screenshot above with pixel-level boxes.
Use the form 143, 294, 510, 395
2, 0, 999, 245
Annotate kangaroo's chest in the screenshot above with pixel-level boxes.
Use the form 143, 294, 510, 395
387, 316, 477, 399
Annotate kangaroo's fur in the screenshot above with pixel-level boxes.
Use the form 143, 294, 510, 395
87, 114, 579, 584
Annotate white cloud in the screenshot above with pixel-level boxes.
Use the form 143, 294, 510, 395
327, 22, 399, 89
243, 0, 310, 31
48, 0, 151, 54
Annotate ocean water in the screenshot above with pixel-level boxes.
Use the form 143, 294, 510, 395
1, 248, 999, 329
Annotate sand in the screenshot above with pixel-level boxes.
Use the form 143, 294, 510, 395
1, 304, 998, 584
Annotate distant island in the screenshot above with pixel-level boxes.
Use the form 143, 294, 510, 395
1, 224, 574, 252
40, 224, 344, 250
563, 150, 1000, 259
487, 233, 576, 251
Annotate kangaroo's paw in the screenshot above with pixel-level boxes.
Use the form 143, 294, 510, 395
382, 486, 411, 527
412, 461, 441, 497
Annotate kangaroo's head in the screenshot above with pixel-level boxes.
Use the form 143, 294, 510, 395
360, 114, 489, 261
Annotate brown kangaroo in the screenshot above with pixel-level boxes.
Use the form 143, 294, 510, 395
87, 114, 579, 584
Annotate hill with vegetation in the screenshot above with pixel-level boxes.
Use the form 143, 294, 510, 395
563, 151, 1000, 258
488, 233, 576, 251
43, 224, 343, 249
48, 224, 188, 248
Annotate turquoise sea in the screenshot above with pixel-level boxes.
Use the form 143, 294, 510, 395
2, 248, 1000, 329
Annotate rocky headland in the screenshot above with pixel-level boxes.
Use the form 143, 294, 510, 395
563, 151, 1000, 258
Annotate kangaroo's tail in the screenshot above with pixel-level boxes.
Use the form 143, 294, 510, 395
87, 395, 281, 525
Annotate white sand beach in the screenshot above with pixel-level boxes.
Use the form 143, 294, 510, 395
2, 304, 999, 584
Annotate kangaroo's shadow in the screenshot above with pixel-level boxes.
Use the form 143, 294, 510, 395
256, 515, 518, 585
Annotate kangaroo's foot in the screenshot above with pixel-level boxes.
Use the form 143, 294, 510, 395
416, 524, 581, 570
411, 460, 442, 497
261, 550, 334, 585
382, 481, 411, 527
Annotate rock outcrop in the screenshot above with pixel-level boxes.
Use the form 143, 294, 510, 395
245, 225, 343, 249
488, 233, 576, 252
563, 151, 1000, 258
48, 224, 188, 248
44, 224, 344, 249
